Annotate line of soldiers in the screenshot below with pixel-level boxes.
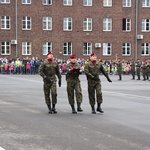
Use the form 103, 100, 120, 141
39, 51, 112, 114
116, 58, 150, 81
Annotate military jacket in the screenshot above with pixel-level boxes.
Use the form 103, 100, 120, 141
116, 62, 122, 71
66, 62, 81, 81
84, 61, 108, 80
39, 60, 61, 82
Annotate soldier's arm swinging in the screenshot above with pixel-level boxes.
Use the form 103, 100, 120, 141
100, 66, 112, 82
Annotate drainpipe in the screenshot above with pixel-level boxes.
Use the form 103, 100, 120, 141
135, 0, 138, 60
15, 0, 18, 58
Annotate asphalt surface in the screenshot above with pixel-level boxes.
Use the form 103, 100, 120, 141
0, 74, 150, 150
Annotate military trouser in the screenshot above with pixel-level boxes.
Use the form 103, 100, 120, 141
131, 70, 135, 79
43, 81, 57, 106
136, 68, 140, 79
142, 70, 146, 80
67, 80, 82, 105
87, 79, 103, 106
117, 70, 122, 80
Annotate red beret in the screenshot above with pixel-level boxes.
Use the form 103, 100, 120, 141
90, 52, 96, 57
70, 54, 76, 59
47, 51, 53, 55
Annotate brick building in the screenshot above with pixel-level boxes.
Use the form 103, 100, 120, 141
0, 0, 150, 61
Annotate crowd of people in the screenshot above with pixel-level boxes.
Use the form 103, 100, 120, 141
0, 56, 150, 81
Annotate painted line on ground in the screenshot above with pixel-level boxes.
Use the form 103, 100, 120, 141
0, 146, 5, 150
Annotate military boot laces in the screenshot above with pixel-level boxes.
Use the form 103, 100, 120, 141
52, 104, 57, 113
71, 105, 77, 114
47, 105, 52, 114
77, 103, 83, 112
91, 106, 96, 114
97, 103, 104, 113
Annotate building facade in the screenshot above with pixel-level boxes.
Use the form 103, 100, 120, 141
0, 0, 150, 61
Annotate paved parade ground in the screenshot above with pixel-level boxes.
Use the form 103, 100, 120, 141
0, 74, 150, 150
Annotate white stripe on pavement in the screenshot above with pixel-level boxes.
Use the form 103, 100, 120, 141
0, 146, 5, 150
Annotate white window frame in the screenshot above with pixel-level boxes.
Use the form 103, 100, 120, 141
83, 18, 92, 31
22, 0, 31, 4
142, 0, 150, 7
63, 0, 72, 6
122, 43, 131, 56
1, 16, 10, 29
43, 0, 52, 5
0, 0, 10, 3
122, 18, 131, 31
83, 42, 92, 55
142, 19, 150, 32
63, 17, 72, 31
141, 43, 150, 55
103, 18, 112, 31
83, 0, 92, 6
22, 16, 31, 30
43, 17, 52, 30
63, 42, 72, 55
103, 0, 112, 7
103, 43, 112, 56
43, 42, 52, 55
22, 42, 32, 55
122, 0, 131, 7
1, 42, 11, 55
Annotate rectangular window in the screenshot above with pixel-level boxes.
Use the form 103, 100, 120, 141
122, 0, 131, 7
103, 43, 112, 56
142, 19, 150, 31
122, 18, 131, 31
83, 42, 92, 55
103, 0, 112, 7
122, 43, 131, 55
63, 42, 72, 55
1, 16, 10, 29
1, 42, 10, 55
22, 0, 31, 4
103, 18, 112, 31
142, 0, 150, 7
43, 17, 52, 30
43, 42, 52, 55
22, 42, 32, 55
43, 0, 52, 5
83, 0, 92, 6
0, 0, 10, 3
63, 0, 72, 5
83, 18, 92, 31
22, 17, 31, 30
63, 17, 72, 31
141, 43, 150, 55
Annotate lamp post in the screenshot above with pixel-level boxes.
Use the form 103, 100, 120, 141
15, 0, 18, 58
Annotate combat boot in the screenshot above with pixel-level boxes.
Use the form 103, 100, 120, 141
91, 105, 96, 114
97, 103, 104, 113
47, 105, 52, 114
71, 105, 77, 114
77, 102, 83, 112
52, 104, 57, 113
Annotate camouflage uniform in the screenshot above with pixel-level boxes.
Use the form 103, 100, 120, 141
66, 62, 83, 113
130, 60, 136, 79
39, 59, 61, 113
136, 61, 141, 80
141, 62, 147, 80
116, 61, 122, 80
84, 61, 112, 113
146, 62, 150, 80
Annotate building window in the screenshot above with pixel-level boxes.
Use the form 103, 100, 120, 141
43, 17, 52, 30
22, 17, 31, 30
83, 18, 92, 31
22, 0, 31, 4
63, 42, 72, 55
142, 0, 150, 7
83, 42, 92, 55
141, 43, 150, 55
43, 0, 52, 5
122, 43, 131, 55
43, 42, 52, 55
83, 0, 92, 6
142, 19, 150, 31
63, 0, 72, 5
63, 17, 72, 31
103, 43, 112, 56
22, 42, 32, 55
103, 18, 112, 31
122, 0, 131, 7
0, 0, 10, 3
103, 0, 112, 7
122, 18, 131, 31
1, 16, 10, 29
1, 42, 10, 55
